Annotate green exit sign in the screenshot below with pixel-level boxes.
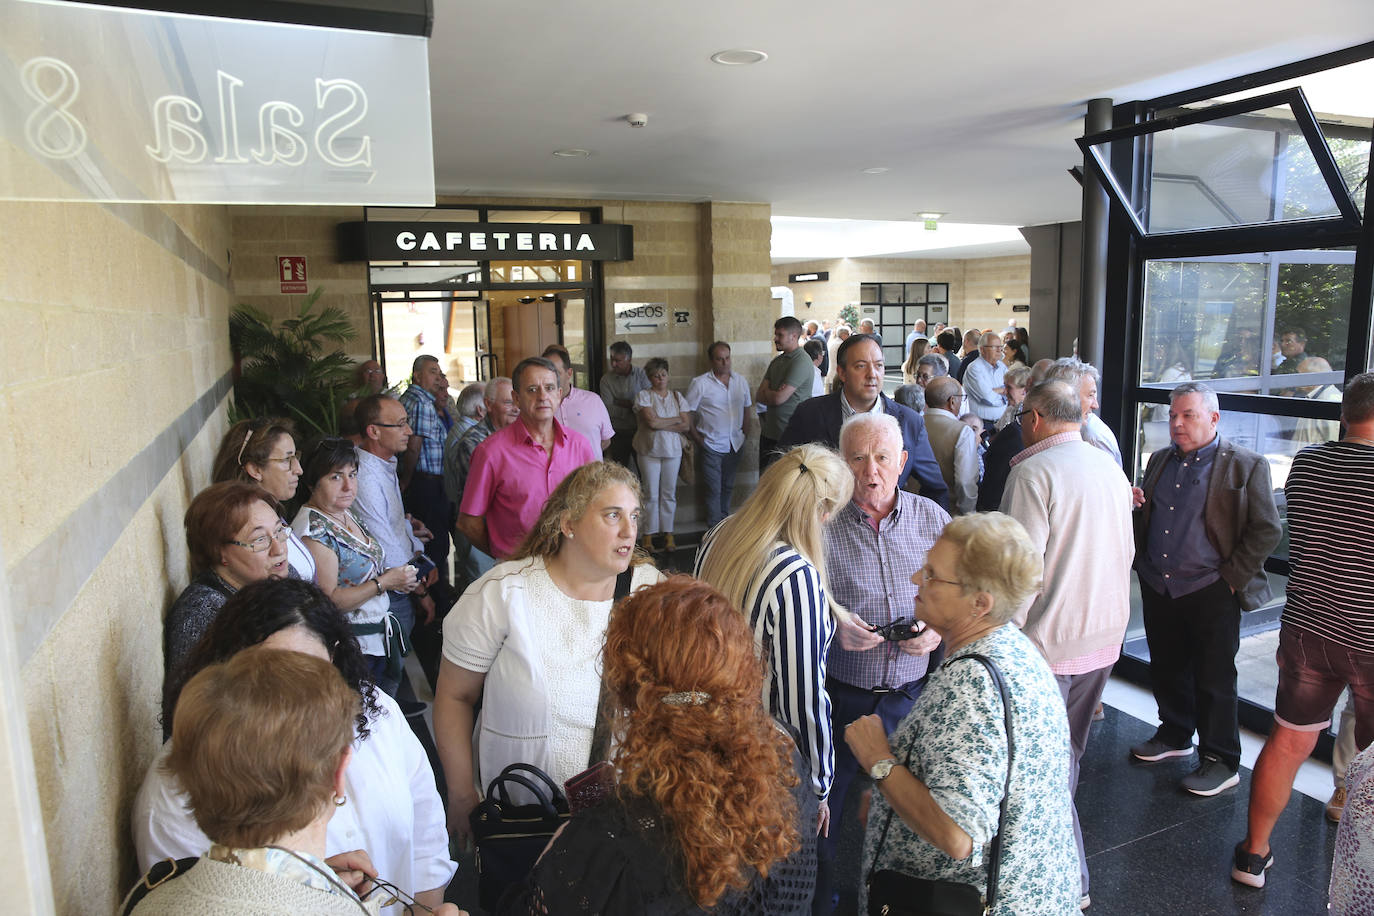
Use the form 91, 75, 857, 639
923, 219, 938, 231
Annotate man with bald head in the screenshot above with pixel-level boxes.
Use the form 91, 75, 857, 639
1001, 378, 1135, 906
923, 376, 980, 515
819, 411, 948, 908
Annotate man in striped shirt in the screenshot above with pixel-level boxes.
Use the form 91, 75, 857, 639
820, 412, 948, 910
1233, 373, 1374, 889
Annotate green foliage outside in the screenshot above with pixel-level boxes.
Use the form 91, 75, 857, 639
228, 287, 359, 436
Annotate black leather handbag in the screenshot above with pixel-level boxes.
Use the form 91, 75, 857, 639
866, 653, 1014, 916
469, 763, 571, 911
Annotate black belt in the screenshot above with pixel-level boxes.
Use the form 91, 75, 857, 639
828, 677, 920, 700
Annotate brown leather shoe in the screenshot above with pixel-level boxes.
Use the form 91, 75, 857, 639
663, 533, 677, 552
1327, 786, 1347, 823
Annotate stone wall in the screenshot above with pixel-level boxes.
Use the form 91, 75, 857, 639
1, 199, 236, 913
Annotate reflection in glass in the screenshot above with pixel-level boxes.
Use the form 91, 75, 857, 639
1139, 254, 1352, 399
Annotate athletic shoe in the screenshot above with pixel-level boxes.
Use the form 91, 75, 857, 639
1231, 842, 1273, 888
1181, 755, 1239, 796
1129, 736, 1194, 762
1079, 893, 1091, 910
1327, 786, 1347, 823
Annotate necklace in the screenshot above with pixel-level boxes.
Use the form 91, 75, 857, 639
1344, 436, 1374, 446
314, 504, 355, 532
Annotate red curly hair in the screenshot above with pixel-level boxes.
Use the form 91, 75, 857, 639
603, 575, 800, 907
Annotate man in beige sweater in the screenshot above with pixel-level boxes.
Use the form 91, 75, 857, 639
1001, 379, 1135, 908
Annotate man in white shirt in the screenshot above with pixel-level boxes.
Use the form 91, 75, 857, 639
963, 331, 1009, 424
686, 341, 752, 527
353, 394, 435, 696
903, 318, 928, 358
1046, 358, 1123, 466
543, 344, 614, 459
921, 376, 980, 515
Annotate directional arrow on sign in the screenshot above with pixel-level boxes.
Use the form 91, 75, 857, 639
624, 321, 660, 329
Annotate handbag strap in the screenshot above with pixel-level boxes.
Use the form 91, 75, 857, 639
587, 567, 635, 765
866, 651, 1014, 913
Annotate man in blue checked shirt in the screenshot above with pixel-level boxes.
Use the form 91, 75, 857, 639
818, 411, 949, 912
399, 355, 453, 603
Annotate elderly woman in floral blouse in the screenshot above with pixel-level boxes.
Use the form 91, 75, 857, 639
845, 512, 1079, 914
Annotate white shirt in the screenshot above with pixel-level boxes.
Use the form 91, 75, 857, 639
442, 558, 664, 795
686, 370, 752, 453
353, 447, 423, 567
634, 388, 688, 458
962, 355, 1008, 423
131, 691, 456, 909
927, 407, 981, 515
1082, 412, 1123, 466
812, 365, 825, 397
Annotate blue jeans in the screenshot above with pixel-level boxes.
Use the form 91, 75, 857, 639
701, 445, 742, 527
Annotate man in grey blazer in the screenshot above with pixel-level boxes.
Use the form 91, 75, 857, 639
1129, 382, 1281, 795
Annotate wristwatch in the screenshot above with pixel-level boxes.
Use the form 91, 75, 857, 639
869, 758, 898, 782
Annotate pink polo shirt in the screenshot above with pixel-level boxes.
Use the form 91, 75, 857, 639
460, 418, 595, 559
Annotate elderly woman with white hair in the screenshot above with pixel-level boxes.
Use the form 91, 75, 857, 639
845, 512, 1079, 914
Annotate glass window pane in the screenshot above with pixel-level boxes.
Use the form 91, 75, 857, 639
861, 283, 880, 303
369, 262, 480, 286
927, 283, 949, 304
1088, 96, 1356, 233
1139, 253, 1352, 399
880, 284, 904, 304
906, 285, 927, 304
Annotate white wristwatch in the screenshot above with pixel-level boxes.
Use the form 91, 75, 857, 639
869, 758, 897, 781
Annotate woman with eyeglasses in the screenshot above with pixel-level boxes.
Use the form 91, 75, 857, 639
212, 417, 317, 582
135, 579, 458, 915
293, 437, 419, 695
844, 513, 1078, 914
163, 481, 292, 694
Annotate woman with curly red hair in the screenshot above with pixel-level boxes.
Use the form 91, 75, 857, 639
504, 576, 817, 914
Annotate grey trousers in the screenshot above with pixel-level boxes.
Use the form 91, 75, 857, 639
1056, 664, 1114, 898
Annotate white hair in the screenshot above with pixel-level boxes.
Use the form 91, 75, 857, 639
838, 412, 904, 455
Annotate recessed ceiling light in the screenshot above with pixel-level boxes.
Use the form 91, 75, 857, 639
862, 167, 889, 174
710, 49, 768, 66
916, 211, 945, 219
552, 148, 591, 158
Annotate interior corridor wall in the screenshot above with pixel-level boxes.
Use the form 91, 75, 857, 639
0, 199, 236, 912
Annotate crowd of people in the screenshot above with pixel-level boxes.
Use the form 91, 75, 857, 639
125, 318, 1374, 915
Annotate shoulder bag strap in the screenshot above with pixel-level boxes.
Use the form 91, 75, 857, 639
864, 652, 1014, 912
587, 567, 636, 765
118, 857, 200, 916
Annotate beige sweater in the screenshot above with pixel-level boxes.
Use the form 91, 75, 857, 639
126, 857, 370, 915
1000, 438, 1135, 665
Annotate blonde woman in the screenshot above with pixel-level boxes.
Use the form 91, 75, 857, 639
694, 443, 853, 837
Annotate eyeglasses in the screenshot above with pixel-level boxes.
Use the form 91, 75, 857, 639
371, 421, 410, 428
261, 452, 301, 468
227, 523, 291, 553
361, 875, 435, 914
917, 564, 965, 588
1012, 407, 1038, 423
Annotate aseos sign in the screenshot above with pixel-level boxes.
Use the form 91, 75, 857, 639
0, 2, 434, 205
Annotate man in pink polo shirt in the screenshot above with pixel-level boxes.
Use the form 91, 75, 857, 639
543, 343, 614, 460
457, 356, 596, 559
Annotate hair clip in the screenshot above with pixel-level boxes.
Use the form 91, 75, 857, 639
661, 690, 711, 706
236, 428, 254, 466
797, 460, 810, 474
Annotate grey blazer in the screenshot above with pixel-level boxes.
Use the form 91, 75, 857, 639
1133, 436, 1282, 611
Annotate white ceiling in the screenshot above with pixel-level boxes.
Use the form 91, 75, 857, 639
426, 1, 1373, 232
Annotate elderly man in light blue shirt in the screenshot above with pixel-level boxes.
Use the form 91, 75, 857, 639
962, 330, 1009, 424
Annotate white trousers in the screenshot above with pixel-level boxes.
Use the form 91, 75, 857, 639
638, 454, 681, 534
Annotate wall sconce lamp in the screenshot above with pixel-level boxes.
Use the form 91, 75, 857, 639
804, 295, 813, 308
993, 294, 1004, 306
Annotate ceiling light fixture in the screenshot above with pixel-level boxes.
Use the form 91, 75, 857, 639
862, 167, 889, 174
710, 49, 768, 66
916, 211, 944, 220
552, 148, 591, 158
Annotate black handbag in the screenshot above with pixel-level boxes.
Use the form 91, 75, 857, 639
866, 653, 1014, 916
467, 567, 636, 910
469, 763, 571, 911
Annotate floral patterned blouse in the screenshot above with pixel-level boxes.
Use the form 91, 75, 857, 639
1331, 742, 1374, 913
292, 506, 391, 657
863, 624, 1079, 915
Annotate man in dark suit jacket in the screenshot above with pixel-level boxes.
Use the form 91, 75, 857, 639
778, 333, 949, 510
1128, 382, 1281, 797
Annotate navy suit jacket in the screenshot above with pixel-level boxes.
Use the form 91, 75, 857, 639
777, 392, 950, 510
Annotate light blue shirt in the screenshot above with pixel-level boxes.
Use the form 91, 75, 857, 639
962, 355, 1007, 422
353, 446, 424, 567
